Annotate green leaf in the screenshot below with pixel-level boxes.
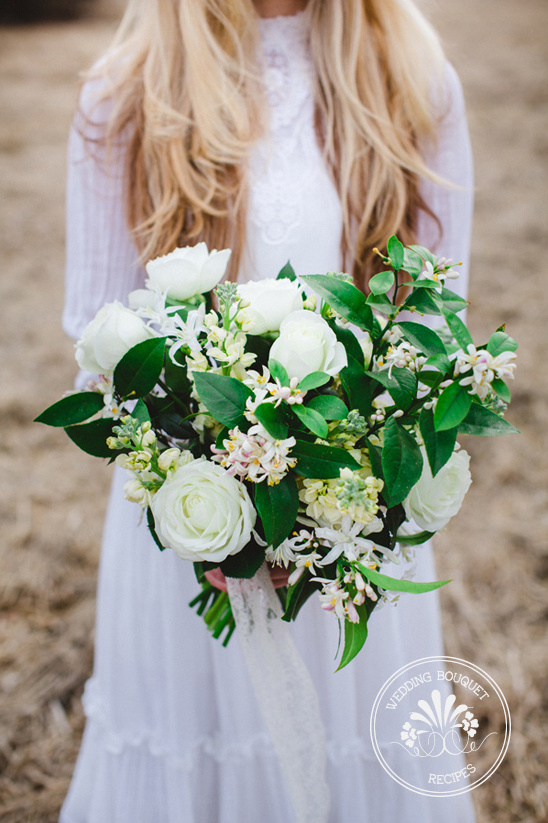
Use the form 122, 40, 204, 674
254, 403, 289, 439
132, 398, 151, 426
146, 507, 165, 551
325, 318, 364, 365
268, 359, 290, 387
336, 612, 369, 671
164, 351, 192, 395
366, 292, 397, 316
113, 336, 167, 399
408, 244, 437, 265
298, 371, 331, 391
458, 403, 519, 436
402, 248, 424, 276
491, 378, 512, 403
300, 274, 374, 332
64, 417, 116, 458
387, 235, 404, 270
276, 260, 297, 281
401, 288, 442, 316
357, 563, 450, 594
306, 394, 348, 420
439, 287, 468, 314
416, 369, 445, 389
381, 417, 423, 506
422, 353, 451, 374
340, 357, 375, 416
35, 391, 105, 427
366, 439, 384, 484
282, 575, 319, 623
397, 321, 447, 358
292, 440, 361, 479
369, 368, 417, 411
409, 279, 442, 291
219, 537, 265, 579
215, 426, 230, 449
419, 406, 457, 476
254, 473, 299, 548
434, 383, 472, 432
292, 404, 329, 439
192, 371, 252, 428
442, 309, 473, 349
487, 331, 518, 357
368, 270, 395, 295
396, 530, 436, 546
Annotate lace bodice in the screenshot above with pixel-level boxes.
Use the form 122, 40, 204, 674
63, 12, 473, 341
243, 12, 343, 281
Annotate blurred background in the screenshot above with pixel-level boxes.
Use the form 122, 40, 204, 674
0, 0, 546, 821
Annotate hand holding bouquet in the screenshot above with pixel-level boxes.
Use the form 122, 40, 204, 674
37, 237, 518, 668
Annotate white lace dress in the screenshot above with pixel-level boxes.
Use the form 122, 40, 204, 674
60, 12, 475, 823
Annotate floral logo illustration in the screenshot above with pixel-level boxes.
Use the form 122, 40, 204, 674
394, 689, 494, 758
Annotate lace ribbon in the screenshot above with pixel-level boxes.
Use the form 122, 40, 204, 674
226, 564, 330, 823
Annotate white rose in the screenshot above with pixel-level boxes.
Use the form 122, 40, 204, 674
145, 242, 231, 301
75, 301, 155, 375
151, 459, 256, 563
403, 447, 472, 532
236, 278, 303, 335
269, 310, 347, 382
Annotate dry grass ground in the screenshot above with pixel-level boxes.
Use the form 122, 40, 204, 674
0, 1, 546, 821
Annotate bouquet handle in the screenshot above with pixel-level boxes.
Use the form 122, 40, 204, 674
226, 563, 330, 823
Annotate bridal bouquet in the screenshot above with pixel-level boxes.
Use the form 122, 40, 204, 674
36, 237, 518, 668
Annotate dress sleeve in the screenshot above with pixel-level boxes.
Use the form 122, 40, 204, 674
62, 80, 145, 342
417, 62, 474, 307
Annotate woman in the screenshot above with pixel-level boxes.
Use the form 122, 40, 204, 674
60, 0, 475, 820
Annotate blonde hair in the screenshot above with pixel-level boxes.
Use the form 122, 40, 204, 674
83, 0, 446, 290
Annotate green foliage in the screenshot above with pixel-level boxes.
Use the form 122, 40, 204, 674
254, 403, 289, 439
291, 440, 361, 479
434, 382, 472, 431
381, 417, 423, 506
369, 368, 417, 411
442, 309, 473, 349
419, 406, 457, 476
113, 337, 167, 399
300, 274, 374, 332
459, 403, 519, 436
276, 260, 297, 281
292, 404, 329, 439
298, 371, 331, 391
192, 371, 252, 428
368, 270, 395, 295
487, 330, 518, 356
306, 394, 348, 421
357, 563, 450, 594
268, 358, 290, 387
397, 321, 447, 358
254, 473, 299, 548
65, 417, 116, 458
336, 608, 369, 671
387, 235, 404, 270
35, 391, 105, 427
219, 538, 266, 579
146, 507, 165, 551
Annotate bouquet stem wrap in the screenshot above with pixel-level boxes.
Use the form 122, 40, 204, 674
226, 563, 330, 823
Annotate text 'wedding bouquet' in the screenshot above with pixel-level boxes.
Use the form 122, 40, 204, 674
37, 237, 518, 669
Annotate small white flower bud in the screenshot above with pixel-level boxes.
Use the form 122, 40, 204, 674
158, 448, 181, 472
142, 429, 156, 446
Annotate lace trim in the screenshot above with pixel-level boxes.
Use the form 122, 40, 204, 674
249, 10, 323, 246
82, 678, 380, 769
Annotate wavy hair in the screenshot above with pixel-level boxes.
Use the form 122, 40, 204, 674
83, 0, 446, 290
